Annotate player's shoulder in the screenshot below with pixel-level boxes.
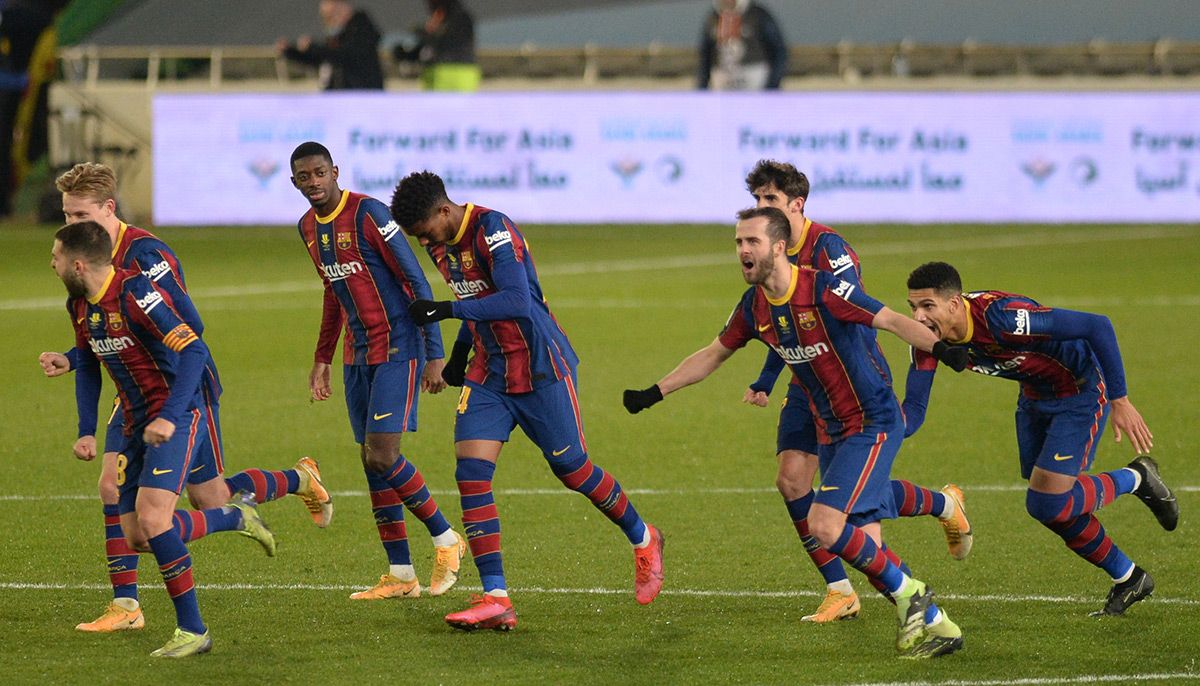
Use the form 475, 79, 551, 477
473, 207, 519, 248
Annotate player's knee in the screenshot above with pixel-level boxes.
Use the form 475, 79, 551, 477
361, 447, 395, 474
806, 515, 842, 549
775, 471, 810, 500
97, 471, 119, 504
1025, 488, 1072, 524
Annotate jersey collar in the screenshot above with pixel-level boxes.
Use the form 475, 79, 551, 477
450, 203, 474, 245
315, 190, 349, 224
87, 268, 117, 305
765, 265, 799, 306
950, 294, 974, 343
111, 222, 128, 258
786, 217, 812, 257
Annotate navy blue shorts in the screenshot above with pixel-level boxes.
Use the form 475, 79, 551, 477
815, 420, 904, 527
1016, 381, 1110, 480
344, 359, 422, 443
777, 383, 819, 456
117, 405, 210, 514
453, 373, 588, 462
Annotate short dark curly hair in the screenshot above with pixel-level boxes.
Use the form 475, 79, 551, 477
745, 159, 809, 201
390, 171, 449, 228
55, 220, 112, 266
289, 141, 332, 169
907, 262, 963, 295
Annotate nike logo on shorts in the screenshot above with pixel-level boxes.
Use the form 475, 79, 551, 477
552, 446, 571, 457
819, 485, 839, 492
1053, 453, 1074, 461
373, 412, 393, 420
151, 467, 173, 476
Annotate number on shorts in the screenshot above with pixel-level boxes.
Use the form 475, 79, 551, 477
115, 453, 128, 486
456, 387, 471, 415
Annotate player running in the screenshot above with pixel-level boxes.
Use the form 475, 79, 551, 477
624, 208, 969, 658
740, 160, 972, 622
51, 221, 279, 657
904, 261, 1178, 616
38, 162, 331, 634
390, 170, 665, 631
289, 143, 465, 599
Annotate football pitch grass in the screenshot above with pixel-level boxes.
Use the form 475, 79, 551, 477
2, 221, 1198, 684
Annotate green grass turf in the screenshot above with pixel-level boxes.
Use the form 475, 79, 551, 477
1, 221, 1198, 684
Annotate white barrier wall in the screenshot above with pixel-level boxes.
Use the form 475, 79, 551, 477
152, 92, 1200, 225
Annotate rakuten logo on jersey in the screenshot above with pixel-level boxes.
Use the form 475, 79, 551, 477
771, 341, 830, 364
322, 261, 364, 282
449, 279, 490, 298
484, 229, 512, 248
135, 290, 163, 313
89, 336, 136, 356
143, 260, 172, 281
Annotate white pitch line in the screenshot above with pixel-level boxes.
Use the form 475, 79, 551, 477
2, 484, 1198, 502
1, 581, 1197, 608
4, 226, 1197, 312
827, 672, 1200, 686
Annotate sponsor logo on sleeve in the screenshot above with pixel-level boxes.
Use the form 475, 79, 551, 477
135, 289, 164, 314
1013, 309, 1031, 335
378, 220, 401, 241
484, 229, 512, 249
143, 260, 172, 282
828, 253, 854, 274
831, 280, 856, 299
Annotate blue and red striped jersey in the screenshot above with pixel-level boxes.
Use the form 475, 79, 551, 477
70, 268, 205, 434
928, 290, 1111, 400
720, 266, 900, 443
110, 222, 221, 399
298, 190, 444, 366
425, 204, 578, 394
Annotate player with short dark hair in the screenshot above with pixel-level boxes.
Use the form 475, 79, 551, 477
39, 162, 332, 634
51, 221, 278, 658
289, 143, 465, 600
741, 160, 972, 623
905, 261, 1178, 616
624, 208, 968, 658
390, 170, 665, 632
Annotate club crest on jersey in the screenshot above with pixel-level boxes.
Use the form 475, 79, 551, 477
337, 232, 352, 250
88, 311, 103, 329
461, 251, 474, 270
107, 312, 124, 331
320, 233, 331, 251
777, 315, 790, 332
795, 311, 817, 330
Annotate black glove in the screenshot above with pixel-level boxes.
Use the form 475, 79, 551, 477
442, 341, 471, 387
409, 299, 454, 325
623, 385, 664, 414
932, 341, 970, 373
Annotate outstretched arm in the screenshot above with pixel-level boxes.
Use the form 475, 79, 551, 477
624, 338, 736, 413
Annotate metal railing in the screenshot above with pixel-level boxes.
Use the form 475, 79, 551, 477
57, 40, 1200, 88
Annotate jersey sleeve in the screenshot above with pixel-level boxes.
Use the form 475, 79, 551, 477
717, 290, 757, 351
361, 199, 444, 359
314, 285, 342, 364
815, 270, 883, 325
901, 347, 937, 437
127, 239, 202, 335
748, 348, 787, 395
451, 215, 532, 322
123, 276, 208, 425
987, 302, 1129, 399
69, 301, 101, 438
812, 233, 863, 287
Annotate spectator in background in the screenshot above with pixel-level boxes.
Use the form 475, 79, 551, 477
698, 0, 788, 91
394, 0, 480, 92
276, 0, 384, 90
0, 0, 62, 218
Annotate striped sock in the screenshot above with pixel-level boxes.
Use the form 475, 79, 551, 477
170, 505, 243, 543
1027, 470, 1137, 524
457, 458, 504, 592
785, 493, 849, 585
225, 468, 301, 504
1045, 513, 1134, 579
366, 470, 411, 565
382, 455, 451, 537
147, 530, 205, 634
102, 504, 138, 602
891, 479, 947, 517
549, 454, 646, 545
826, 523, 906, 595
